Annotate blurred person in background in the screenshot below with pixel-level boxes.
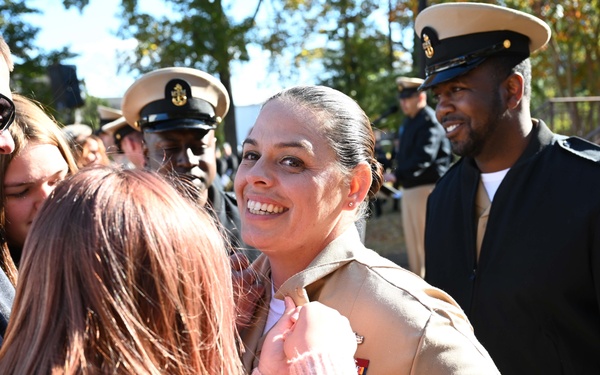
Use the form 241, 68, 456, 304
62, 124, 110, 168
97, 105, 130, 165
76, 134, 111, 168
384, 76, 451, 278
101, 116, 144, 169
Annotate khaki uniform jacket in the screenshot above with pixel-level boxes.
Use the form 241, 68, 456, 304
240, 227, 499, 375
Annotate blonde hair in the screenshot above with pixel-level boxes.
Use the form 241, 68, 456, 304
0, 166, 242, 374
0, 36, 13, 72
0, 93, 78, 285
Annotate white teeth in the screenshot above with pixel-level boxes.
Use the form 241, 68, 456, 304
247, 199, 285, 215
446, 124, 459, 133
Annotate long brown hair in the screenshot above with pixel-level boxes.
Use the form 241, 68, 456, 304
0, 166, 242, 374
0, 93, 78, 285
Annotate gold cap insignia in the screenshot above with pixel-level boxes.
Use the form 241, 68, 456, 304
171, 83, 188, 107
422, 34, 434, 58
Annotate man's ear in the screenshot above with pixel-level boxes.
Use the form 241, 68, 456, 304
504, 72, 524, 110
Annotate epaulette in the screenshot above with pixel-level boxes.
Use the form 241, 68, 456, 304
556, 136, 600, 163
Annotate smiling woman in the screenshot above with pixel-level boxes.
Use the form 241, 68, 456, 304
236, 85, 501, 374
0, 94, 78, 284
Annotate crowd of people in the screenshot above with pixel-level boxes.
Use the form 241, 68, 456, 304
0, 2, 597, 374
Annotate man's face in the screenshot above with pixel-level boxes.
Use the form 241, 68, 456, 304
431, 63, 507, 158
0, 56, 15, 154
399, 92, 421, 118
143, 128, 217, 199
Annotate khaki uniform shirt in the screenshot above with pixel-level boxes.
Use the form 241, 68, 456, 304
240, 227, 499, 375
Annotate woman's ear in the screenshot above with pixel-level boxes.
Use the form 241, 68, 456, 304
345, 162, 371, 209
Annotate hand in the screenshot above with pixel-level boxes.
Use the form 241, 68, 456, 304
230, 252, 265, 330
258, 297, 358, 375
258, 296, 300, 375
283, 301, 357, 362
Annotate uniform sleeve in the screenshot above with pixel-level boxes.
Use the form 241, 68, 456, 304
411, 307, 501, 374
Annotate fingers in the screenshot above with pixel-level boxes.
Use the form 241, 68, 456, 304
270, 296, 300, 335
283, 302, 357, 359
285, 296, 301, 326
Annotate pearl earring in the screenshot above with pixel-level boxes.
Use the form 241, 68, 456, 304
349, 202, 354, 207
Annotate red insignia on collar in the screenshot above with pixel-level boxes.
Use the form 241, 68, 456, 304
355, 358, 370, 374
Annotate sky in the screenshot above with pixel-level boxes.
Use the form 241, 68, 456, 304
24, 0, 288, 107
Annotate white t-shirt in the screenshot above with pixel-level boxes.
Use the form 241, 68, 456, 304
263, 283, 285, 334
480, 168, 510, 201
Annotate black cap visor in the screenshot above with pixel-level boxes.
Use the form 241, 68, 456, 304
398, 88, 421, 99
420, 56, 486, 90
142, 118, 216, 133
419, 30, 530, 90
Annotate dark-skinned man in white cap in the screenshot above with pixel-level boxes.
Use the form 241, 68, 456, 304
418, 3, 600, 374
121, 67, 259, 263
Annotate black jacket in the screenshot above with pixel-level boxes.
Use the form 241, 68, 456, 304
394, 106, 451, 188
425, 120, 600, 374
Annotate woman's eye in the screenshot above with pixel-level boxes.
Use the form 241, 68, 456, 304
281, 157, 304, 168
242, 151, 259, 161
7, 189, 28, 199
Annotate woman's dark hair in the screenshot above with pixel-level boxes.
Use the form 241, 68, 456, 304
265, 86, 384, 204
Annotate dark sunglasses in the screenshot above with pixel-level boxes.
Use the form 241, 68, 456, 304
0, 93, 15, 133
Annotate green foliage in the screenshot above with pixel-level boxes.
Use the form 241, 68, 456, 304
1, 1, 77, 111
257, 0, 418, 131
4, 0, 597, 138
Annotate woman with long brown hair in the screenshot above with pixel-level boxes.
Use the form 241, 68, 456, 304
0, 166, 243, 373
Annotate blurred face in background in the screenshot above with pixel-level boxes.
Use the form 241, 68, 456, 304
4, 142, 69, 249
399, 92, 424, 119
81, 137, 103, 166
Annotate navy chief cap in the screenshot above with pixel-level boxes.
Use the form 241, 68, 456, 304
121, 67, 230, 134
397, 77, 424, 99
415, 2, 551, 90
101, 116, 138, 148
97, 105, 122, 126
